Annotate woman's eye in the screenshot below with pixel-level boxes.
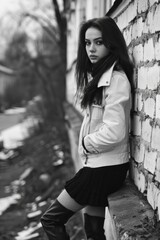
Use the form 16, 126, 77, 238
96, 40, 103, 45
85, 41, 90, 46
85, 40, 103, 46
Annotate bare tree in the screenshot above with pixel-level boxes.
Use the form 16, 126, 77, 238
1, 0, 69, 122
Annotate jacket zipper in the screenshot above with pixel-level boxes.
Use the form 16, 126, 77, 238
83, 107, 91, 165
85, 154, 88, 164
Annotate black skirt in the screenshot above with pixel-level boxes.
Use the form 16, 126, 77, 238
65, 162, 129, 207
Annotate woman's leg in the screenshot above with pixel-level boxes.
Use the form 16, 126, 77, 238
41, 190, 84, 240
57, 189, 84, 212
83, 206, 106, 240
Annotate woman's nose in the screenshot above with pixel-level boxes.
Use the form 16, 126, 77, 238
89, 43, 96, 52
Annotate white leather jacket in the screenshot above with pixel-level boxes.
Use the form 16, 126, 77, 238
78, 64, 131, 168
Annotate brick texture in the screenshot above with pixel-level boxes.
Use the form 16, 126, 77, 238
116, 0, 160, 221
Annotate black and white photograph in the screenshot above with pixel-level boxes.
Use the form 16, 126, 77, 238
0, 0, 160, 239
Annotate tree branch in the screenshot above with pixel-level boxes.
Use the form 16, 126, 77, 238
19, 12, 60, 44
52, 0, 63, 30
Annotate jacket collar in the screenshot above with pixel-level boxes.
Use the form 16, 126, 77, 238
97, 62, 116, 88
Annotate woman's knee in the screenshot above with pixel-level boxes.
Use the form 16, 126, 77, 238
57, 189, 84, 212
41, 199, 74, 227
41, 190, 84, 227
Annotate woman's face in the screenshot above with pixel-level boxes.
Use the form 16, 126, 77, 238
85, 27, 109, 64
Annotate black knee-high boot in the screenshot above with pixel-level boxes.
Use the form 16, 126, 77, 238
41, 199, 74, 240
84, 213, 106, 240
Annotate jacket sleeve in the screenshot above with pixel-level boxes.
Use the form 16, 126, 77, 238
83, 74, 131, 154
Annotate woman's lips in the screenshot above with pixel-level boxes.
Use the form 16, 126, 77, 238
90, 55, 97, 60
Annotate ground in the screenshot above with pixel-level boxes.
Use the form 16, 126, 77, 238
0, 121, 86, 240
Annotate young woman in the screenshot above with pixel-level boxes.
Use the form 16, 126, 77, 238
41, 16, 134, 240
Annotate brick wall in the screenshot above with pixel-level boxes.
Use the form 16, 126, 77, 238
114, 0, 160, 220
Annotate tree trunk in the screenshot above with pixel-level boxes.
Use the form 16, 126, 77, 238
52, 0, 67, 102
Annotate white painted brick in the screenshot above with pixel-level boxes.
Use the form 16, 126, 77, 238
143, 10, 154, 34
123, 26, 132, 46
144, 38, 155, 62
156, 95, 160, 119
137, 0, 148, 13
144, 149, 157, 174
157, 193, 160, 221
134, 142, 145, 163
132, 115, 142, 136
134, 92, 143, 111
132, 144, 140, 163
153, 4, 160, 32
155, 38, 160, 61
132, 22, 138, 39
132, 165, 146, 193
149, 0, 159, 7
132, 142, 145, 163
147, 64, 160, 90
144, 98, 155, 118
155, 156, 160, 183
155, 188, 160, 209
151, 125, 160, 151
139, 143, 145, 163
117, 1, 137, 30
133, 44, 144, 65
117, 12, 128, 30
127, 0, 138, 23
141, 118, 152, 142
137, 92, 143, 111
132, 18, 144, 39
143, 8, 155, 33
136, 17, 144, 38
147, 182, 159, 209
137, 171, 146, 194
137, 66, 147, 89
144, 5, 160, 34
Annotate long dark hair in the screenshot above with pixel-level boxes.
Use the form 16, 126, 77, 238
75, 16, 134, 109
